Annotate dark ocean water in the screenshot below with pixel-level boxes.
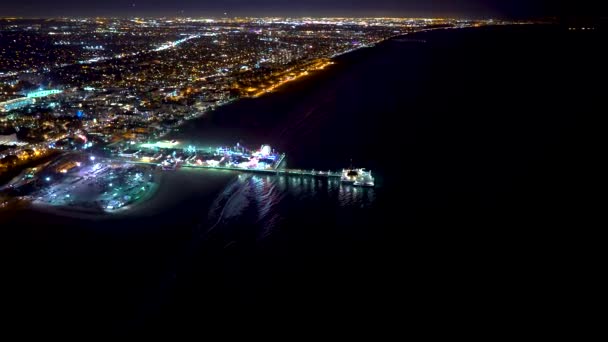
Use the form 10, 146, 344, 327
1, 25, 603, 333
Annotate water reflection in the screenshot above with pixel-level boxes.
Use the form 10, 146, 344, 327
207, 173, 377, 239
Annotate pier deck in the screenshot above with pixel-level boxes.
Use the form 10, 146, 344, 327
184, 164, 341, 177
122, 159, 342, 178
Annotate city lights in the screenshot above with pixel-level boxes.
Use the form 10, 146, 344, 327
1, 16, 510, 214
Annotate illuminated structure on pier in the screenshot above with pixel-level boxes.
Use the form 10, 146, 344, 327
113, 140, 374, 186
25, 89, 63, 98
0, 89, 63, 112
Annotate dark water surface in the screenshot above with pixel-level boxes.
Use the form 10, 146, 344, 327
1, 25, 602, 332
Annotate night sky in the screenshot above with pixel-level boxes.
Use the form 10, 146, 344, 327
0, 0, 567, 18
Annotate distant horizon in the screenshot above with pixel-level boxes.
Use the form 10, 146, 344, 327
0, 15, 543, 20
0, 0, 565, 20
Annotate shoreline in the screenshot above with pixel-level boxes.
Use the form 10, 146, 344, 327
161, 31, 422, 139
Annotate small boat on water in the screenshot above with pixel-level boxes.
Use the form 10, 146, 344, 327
341, 168, 375, 187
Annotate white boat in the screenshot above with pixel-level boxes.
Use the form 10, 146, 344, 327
341, 168, 375, 187
341, 169, 359, 183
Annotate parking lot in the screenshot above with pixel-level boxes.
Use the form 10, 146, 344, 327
32, 160, 157, 212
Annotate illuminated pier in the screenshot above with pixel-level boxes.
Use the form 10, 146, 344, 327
184, 164, 342, 178
126, 159, 342, 178
113, 142, 357, 180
